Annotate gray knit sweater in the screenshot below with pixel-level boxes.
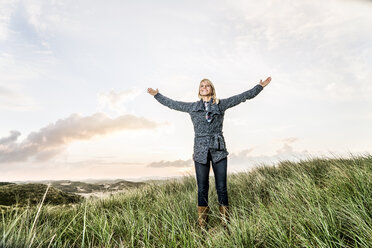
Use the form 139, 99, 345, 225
153, 84, 264, 164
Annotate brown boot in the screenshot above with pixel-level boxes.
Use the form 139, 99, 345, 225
219, 205, 230, 229
197, 206, 209, 230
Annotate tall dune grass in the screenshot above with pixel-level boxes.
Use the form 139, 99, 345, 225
1, 153, 371, 247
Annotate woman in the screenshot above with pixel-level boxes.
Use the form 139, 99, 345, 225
147, 77, 271, 230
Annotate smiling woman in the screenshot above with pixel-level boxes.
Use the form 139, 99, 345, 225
147, 76, 271, 230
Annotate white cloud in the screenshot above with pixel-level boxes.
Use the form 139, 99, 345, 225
222, 0, 372, 104
97, 88, 141, 116
147, 159, 193, 168
0, 83, 39, 111
145, 137, 308, 170
276, 137, 299, 154
228, 136, 311, 171
0, 112, 165, 163
0, 0, 16, 40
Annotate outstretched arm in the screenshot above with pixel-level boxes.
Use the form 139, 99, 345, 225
219, 77, 271, 111
147, 88, 193, 113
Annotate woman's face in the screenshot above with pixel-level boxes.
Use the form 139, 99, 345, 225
199, 82, 212, 96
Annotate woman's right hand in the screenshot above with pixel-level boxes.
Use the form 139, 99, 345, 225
147, 88, 159, 96
259, 76, 272, 88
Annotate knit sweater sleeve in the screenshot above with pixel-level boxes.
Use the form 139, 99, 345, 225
219, 84, 264, 111
154, 93, 193, 113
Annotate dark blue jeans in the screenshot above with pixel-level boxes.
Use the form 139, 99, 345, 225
194, 149, 228, 207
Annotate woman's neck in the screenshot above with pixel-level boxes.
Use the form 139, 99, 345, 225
202, 96, 212, 102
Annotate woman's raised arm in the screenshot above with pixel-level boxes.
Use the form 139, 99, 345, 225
218, 77, 271, 111
148, 88, 193, 113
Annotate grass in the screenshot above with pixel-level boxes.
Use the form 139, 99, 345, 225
1, 153, 371, 247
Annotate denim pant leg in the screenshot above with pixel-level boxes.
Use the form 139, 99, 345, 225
212, 156, 229, 206
194, 150, 212, 206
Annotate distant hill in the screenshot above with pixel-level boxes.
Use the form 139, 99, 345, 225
0, 183, 82, 206
49, 180, 147, 194
0, 182, 15, 186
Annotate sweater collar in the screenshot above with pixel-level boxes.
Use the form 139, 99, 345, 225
192, 97, 219, 113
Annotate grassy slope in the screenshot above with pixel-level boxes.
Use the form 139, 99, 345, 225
0, 154, 371, 247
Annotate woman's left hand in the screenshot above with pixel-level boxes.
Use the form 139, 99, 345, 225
259, 76, 272, 88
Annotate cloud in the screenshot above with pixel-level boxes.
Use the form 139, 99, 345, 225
0, 83, 39, 111
276, 137, 299, 154
147, 137, 308, 169
235, 147, 255, 157
147, 158, 193, 168
0, 130, 21, 145
229, 137, 311, 171
0, 0, 16, 40
223, 0, 372, 104
97, 88, 141, 115
0, 112, 165, 163
0, 85, 13, 96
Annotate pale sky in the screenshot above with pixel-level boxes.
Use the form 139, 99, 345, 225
1, 0, 371, 181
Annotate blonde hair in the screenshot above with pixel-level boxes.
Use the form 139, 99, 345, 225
198, 78, 220, 104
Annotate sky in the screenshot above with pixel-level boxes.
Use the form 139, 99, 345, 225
0, 0, 371, 181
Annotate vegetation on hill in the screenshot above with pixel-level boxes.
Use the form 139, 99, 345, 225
0, 183, 82, 206
50, 180, 146, 194
0, 182, 15, 186
0, 154, 371, 247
